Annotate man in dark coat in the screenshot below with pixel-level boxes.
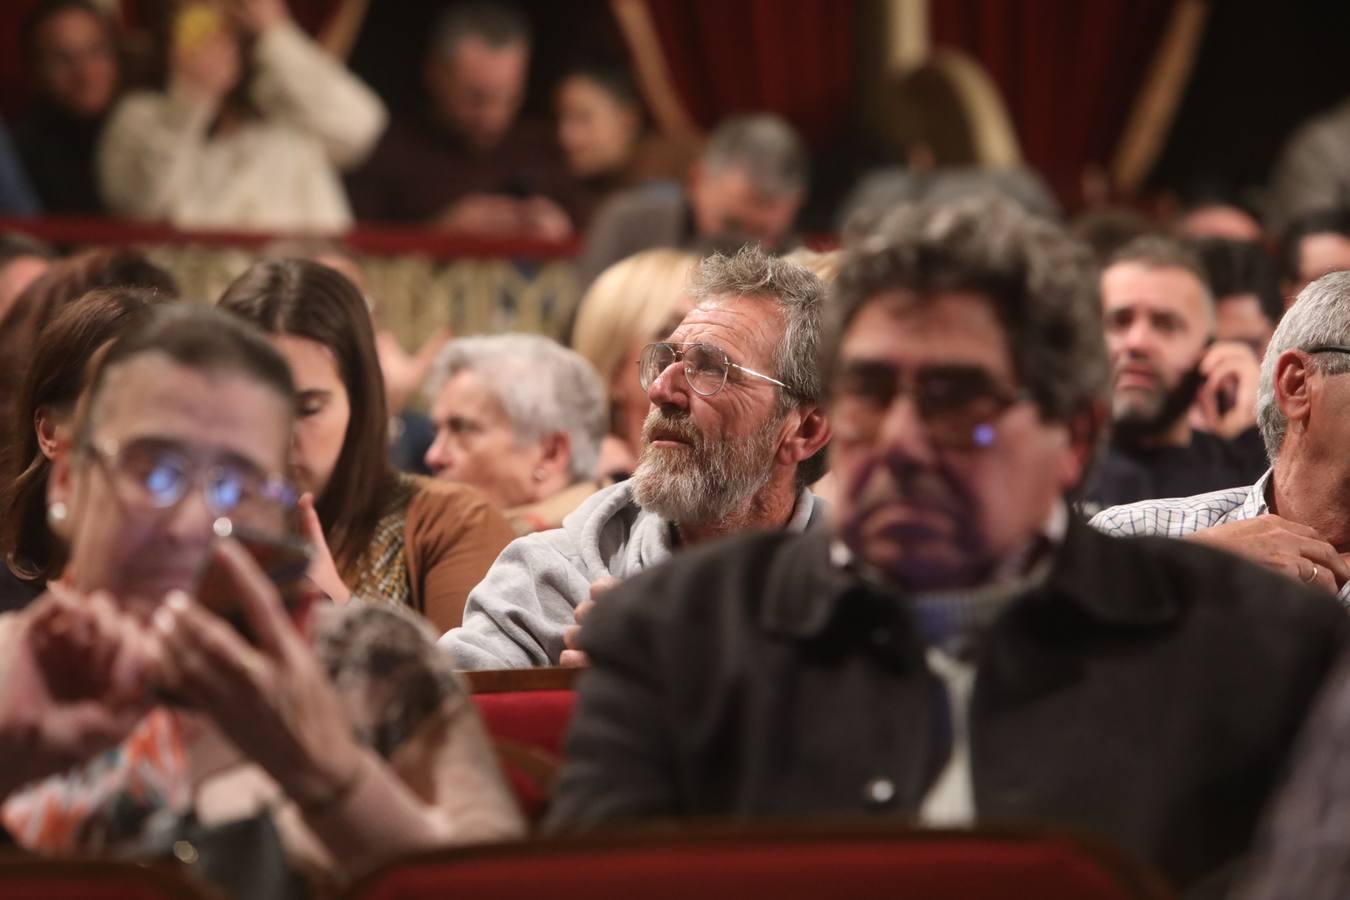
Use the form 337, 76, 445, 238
546, 197, 1348, 898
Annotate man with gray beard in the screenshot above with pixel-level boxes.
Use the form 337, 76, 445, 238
439, 246, 832, 669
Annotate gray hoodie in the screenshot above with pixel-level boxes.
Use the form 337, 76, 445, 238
439, 480, 826, 669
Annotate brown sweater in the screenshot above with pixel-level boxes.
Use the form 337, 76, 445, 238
404, 479, 514, 633
349, 475, 513, 635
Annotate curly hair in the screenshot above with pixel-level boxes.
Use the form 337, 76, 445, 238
829, 197, 1108, 423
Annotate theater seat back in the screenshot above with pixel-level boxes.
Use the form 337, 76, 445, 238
0, 857, 214, 899
346, 824, 1175, 900
466, 668, 580, 821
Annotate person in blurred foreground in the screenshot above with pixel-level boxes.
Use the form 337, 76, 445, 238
0, 305, 521, 895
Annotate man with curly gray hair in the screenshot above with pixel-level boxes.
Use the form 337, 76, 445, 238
546, 199, 1346, 897
440, 245, 831, 668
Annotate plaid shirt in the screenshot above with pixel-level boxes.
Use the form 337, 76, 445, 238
1090, 469, 1350, 606
1089, 469, 1272, 539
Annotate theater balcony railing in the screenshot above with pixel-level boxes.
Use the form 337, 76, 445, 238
0, 216, 585, 351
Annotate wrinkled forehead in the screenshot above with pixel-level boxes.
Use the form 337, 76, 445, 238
89, 354, 291, 476
667, 295, 785, 371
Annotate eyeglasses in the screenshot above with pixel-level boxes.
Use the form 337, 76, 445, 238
831, 361, 1028, 450
83, 437, 298, 527
638, 342, 789, 398
1306, 345, 1350, 357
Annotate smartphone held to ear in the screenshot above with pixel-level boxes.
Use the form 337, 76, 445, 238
195, 517, 313, 641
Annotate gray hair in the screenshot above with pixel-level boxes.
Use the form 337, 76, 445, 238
689, 245, 825, 408
1256, 271, 1350, 461
428, 334, 606, 484
687, 245, 826, 484
702, 114, 809, 198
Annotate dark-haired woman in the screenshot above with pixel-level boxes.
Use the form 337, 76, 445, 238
555, 63, 699, 225
0, 286, 176, 611
219, 258, 514, 632
0, 247, 178, 428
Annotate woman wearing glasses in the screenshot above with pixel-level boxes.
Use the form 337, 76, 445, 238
0, 305, 522, 893
219, 259, 515, 632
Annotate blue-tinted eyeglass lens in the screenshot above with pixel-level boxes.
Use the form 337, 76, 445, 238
142, 459, 189, 506
206, 470, 245, 513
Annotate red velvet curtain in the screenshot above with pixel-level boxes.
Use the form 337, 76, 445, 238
931, 0, 1177, 204
640, 0, 855, 147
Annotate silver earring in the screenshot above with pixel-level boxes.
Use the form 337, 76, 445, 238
48, 502, 67, 525
533, 468, 546, 482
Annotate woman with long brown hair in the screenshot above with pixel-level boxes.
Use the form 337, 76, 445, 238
218, 258, 513, 631
0, 247, 177, 426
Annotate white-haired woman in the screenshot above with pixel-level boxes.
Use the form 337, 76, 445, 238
424, 334, 608, 535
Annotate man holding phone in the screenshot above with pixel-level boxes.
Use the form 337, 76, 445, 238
1092, 271, 1350, 601
1081, 235, 1268, 512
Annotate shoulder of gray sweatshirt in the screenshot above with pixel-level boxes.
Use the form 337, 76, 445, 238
439, 480, 827, 669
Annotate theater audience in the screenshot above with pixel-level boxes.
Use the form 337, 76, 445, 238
0, 248, 178, 434
219, 259, 513, 631
347, 1, 575, 237
570, 248, 696, 478
440, 247, 831, 666
577, 114, 808, 286
556, 62, 699, 226
546, 198, 1348, 898
0, 305, 522, 894
0, 232, 55, 323
98, 0, 387, 232
424, 334, 606, 535
1092, 270, 1350, 601
13, 0, 119, 214
1193, 238, 1283, 359
1279, 207, 1350, 303
0, 287, 172, 613
1082, 235, 1267, 512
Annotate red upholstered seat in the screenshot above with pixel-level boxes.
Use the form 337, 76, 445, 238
0, 857, 214, 899
466, 668, 580, 822
345, 824, 1175, 900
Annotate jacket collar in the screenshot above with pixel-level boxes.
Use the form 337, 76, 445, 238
758, 514, 1181, 640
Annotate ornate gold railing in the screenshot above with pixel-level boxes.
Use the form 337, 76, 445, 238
0, 217, 584, 350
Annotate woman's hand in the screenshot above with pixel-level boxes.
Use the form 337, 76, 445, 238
298, 492, 351, 604
172, 19, 242, 108
151, 540, 365, 809
0, 589, 154, 797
